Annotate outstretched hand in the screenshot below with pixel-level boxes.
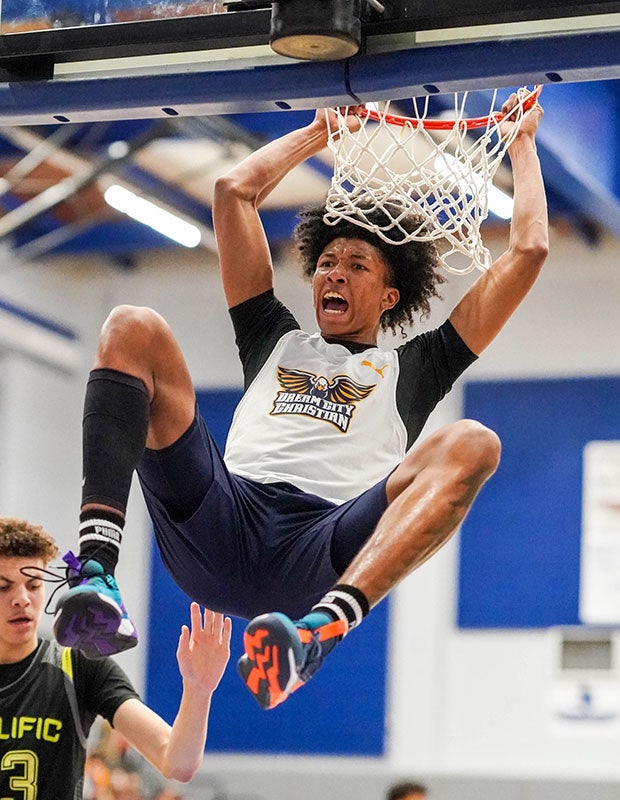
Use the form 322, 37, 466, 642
176, 602, 232, 694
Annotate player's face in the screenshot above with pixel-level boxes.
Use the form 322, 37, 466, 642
312, 237, 400, 344
0, 557, 46, 663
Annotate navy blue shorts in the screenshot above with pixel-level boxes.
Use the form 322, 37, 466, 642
137, 411, 389, 619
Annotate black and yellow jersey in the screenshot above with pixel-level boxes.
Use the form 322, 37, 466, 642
0, 638, 139, 800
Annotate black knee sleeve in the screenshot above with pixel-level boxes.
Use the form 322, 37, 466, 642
82, 368, 150, 512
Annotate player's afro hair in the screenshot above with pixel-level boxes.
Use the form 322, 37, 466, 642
293, 203, 445, 335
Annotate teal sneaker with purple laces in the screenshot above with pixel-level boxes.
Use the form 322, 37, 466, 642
52, 551, 137, 658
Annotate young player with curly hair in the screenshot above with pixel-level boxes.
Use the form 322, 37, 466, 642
0, 517, 230, 798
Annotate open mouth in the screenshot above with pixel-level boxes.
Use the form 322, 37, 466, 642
9, 616, 32, 626
322, 292, 349, 314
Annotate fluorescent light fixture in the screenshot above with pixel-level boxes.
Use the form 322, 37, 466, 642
104, 184, 201, 247
433, 153, 514, 219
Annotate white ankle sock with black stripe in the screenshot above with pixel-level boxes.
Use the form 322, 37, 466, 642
78, 509, 124, 575
310, 583, 370, 634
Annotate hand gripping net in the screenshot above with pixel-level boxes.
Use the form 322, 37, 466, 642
324, 85, 542, 275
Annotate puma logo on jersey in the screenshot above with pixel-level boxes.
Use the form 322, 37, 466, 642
271, 366, 375, 432
361, 360, 389, 379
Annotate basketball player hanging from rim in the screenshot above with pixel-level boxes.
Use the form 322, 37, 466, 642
53, 89, 547, 710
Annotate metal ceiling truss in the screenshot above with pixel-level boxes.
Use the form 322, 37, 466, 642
0, 121, 218, 258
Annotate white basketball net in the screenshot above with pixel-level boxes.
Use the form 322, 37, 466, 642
324, 86, 541, 275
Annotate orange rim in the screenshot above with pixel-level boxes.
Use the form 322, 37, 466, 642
358, 84, 543, 130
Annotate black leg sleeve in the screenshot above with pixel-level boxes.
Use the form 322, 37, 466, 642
81, 368, 150, 513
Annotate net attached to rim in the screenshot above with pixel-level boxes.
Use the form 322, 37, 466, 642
324, 85, 542, 275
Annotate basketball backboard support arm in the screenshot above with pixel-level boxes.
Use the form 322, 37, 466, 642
0, 28, 618, 126
0, 2, 618, 123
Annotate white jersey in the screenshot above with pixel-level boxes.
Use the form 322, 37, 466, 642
225, 290, 477, 506
224, 329, 406, 504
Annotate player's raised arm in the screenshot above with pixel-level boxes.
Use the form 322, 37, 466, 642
113, 603, 231, 782
212, 108, 362, 309
449, 94, 549, 355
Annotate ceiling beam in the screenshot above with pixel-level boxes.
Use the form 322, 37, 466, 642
0, 123, 76, 197
0, 125, 217, 251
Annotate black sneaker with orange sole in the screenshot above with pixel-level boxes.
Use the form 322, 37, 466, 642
237, 612, 346, 709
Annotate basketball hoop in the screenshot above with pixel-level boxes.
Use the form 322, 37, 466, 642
324, 85, 543, 275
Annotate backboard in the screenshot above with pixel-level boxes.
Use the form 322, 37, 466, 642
0, 0, 619, 124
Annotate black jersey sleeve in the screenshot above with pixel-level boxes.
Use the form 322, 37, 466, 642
73, 650, 141, 730
396, 318, 477, 450
228, 289, 300, 390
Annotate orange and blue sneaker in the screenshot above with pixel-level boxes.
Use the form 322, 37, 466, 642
237, 611, 347, 709
52, 551, 138, 659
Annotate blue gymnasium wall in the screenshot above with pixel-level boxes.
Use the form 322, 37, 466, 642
145, 388, 389, 755
458, 376, 620, 629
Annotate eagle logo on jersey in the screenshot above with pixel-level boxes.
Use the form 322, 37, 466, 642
270, 366, 376, 432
